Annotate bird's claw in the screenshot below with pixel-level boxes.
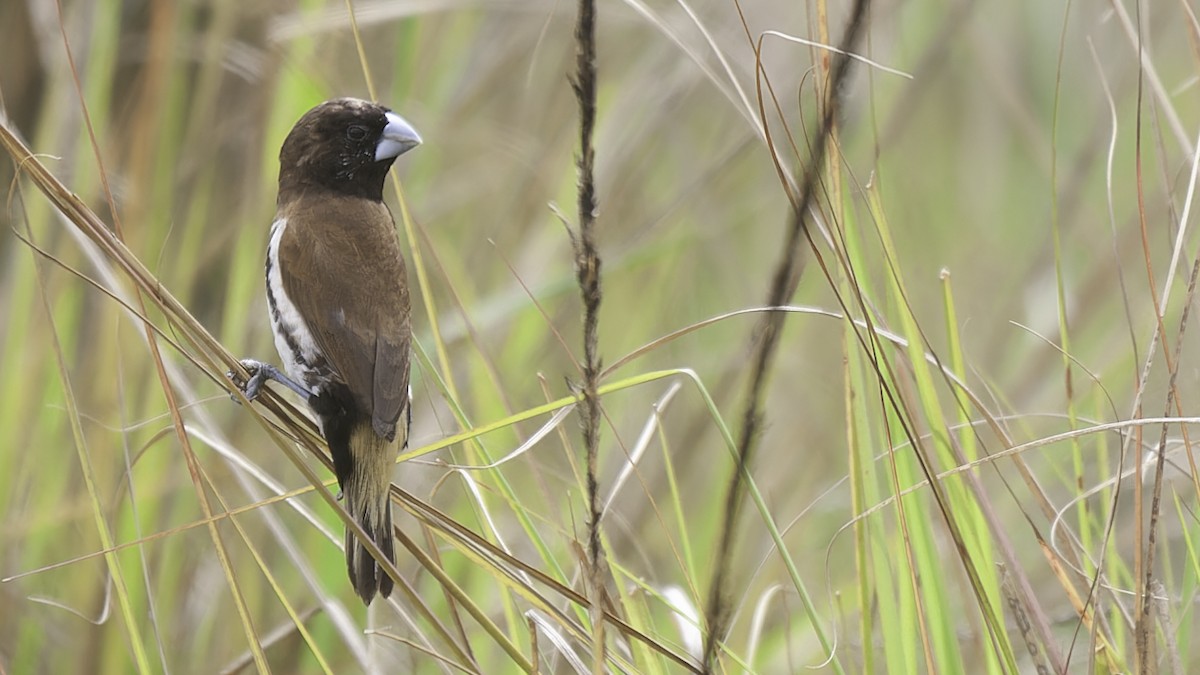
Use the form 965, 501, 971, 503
226, 360, 313, 404
227, 359, 267, 403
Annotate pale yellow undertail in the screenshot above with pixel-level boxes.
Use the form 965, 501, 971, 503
343, 422, 400, 604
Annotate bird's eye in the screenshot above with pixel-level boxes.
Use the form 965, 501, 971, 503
346, 125, 368, 142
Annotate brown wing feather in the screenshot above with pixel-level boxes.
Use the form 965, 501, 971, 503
277, 194, 411, 438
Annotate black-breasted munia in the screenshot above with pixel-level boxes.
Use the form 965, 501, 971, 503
235, 97, 421, 604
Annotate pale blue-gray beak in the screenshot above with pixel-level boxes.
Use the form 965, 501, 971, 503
375, 111, 421, 161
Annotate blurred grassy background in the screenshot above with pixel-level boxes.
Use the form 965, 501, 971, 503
2, 0, 1199, 673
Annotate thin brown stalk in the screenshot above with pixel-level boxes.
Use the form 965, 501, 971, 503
700, 1, 871, 670
1130, 2, 1154, 670
569, 0, 607, 670
1138, 236, 1200, 673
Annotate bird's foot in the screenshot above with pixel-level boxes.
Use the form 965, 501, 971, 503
227, 359, 312, 403
226, 359, 263, 403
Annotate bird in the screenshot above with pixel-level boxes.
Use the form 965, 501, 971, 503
233, 97, 421, 604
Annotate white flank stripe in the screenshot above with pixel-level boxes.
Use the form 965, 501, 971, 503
266, 217, 323, 395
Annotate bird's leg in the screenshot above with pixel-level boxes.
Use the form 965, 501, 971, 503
228, 359, 313, 403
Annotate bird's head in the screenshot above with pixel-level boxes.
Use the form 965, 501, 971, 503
278, 97, 421, 201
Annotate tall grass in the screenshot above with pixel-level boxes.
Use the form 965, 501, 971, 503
2, 0, 1199, 673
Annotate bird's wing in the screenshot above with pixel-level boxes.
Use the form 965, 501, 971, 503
278, 196, 411, 440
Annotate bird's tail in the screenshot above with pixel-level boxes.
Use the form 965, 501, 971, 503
343, 422, 398, 604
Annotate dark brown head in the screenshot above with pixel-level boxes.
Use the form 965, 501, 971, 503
277, 98, 421, 202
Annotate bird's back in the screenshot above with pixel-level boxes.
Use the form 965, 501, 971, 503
273, 192, 412, 439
